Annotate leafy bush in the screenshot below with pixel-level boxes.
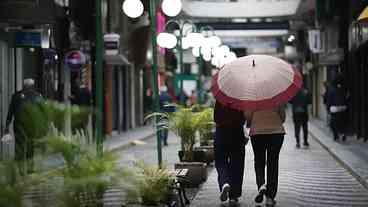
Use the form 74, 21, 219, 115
196, 108, 215, 146
125, 161, 174, 206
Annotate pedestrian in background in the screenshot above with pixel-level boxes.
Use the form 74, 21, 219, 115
159, 85, 173, 146
244, 106, 286, 207
214, 101, 247, 206
326, 78, 348, 141
5, 79, 43, 174
322, 81, 331, 125
290, 86, 312, 148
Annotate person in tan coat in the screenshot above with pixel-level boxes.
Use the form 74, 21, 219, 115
244, 106, 286, 207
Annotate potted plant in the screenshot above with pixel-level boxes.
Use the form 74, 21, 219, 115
169, 107, 207, 187
194, 107, 215, 164
122, 162, 176, 207
40, 129, 119, 207
0, 160, 50, 207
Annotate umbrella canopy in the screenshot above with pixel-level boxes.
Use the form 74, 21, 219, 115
212, 54, 302, 111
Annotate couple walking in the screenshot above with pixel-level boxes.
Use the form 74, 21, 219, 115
211, 55, 303, 206
214, 101, 285, 206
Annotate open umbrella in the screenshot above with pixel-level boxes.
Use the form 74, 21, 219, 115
212, 54, 302, 111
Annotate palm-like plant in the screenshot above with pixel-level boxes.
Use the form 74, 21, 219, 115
196, 108, 215, 146
39, 129, 119, 207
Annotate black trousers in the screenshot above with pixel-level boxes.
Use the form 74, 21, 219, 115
330, 112, 346, 140
294, 120, 308, 144
250, 134, 284, 199
215, 126, 246, 199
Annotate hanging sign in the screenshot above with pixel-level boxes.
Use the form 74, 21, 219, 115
104, 33, 120, 56
64, 50, 86, 71
308, 29, 323, 53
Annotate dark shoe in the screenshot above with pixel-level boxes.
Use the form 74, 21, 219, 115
296, 143, 301, 148
265, 197, 276, 207
303, 141, 309, 147
229, 198, 239, 206
220, 183, 230, 202
255, 184, 266, 203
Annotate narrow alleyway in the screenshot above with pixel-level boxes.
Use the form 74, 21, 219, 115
190, 119, 368, 207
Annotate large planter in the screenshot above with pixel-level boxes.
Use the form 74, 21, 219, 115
178, 150, 207, 163
174, 162, 207, 188
195, 146, 215, 164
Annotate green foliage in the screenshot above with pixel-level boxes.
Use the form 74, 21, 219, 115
0, 161, 49, 207
39, 130, 119, 207
130, 161, 175, 205
196, 108, 215, 146
17, 101, 91, 141
169, 107, 201, 161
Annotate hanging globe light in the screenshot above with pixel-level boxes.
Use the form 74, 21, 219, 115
162, 0, 182, 17
122, 0, 144, 18
203, 53, 212, 62
192, 47, 200, 57
181, 37, 190, 50
157, 32, 177, 49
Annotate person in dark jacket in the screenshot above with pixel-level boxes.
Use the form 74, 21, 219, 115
5, 79, 43, 174
159, 86, 173, 146
214, 101, 247, 205
290, 87, 312, 148
326, 79, 348, 141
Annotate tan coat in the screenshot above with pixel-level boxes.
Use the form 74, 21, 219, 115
244, 106, 286, 136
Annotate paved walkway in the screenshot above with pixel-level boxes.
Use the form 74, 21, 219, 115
309, 118, 368, 189
190, 120, 368, 207
104, 125, 155, 152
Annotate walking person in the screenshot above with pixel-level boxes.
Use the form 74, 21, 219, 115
244, 106, 286, 206
159, 85, 173, 146
326, 79, 348, 141
5, 79, 43, 174
290, 87, 312, 148
214, 101, 247, 206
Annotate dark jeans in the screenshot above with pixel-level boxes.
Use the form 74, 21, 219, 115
294, 120, 308, 144
159, 128, 169, 145
330, 112, 346, 140
215, 126, 246, 199
14, 130, 34, 175
250, 134, 284, 199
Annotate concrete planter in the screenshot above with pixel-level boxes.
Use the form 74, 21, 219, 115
195, 146, 215, 164
174, 162, 207, 188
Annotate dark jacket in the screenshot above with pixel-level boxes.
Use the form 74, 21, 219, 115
214, 101, 245, 128
6, 88, 43, 130
326, 86, 347, 108
290, 89, 311, 119
159, 91, 174, 113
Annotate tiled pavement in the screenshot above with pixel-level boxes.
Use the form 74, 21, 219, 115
190, 120, 368, 207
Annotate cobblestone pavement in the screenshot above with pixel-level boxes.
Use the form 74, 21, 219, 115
190, 120, 368, 207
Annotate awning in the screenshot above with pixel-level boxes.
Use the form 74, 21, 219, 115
104, 54, 131, 66
358, 6, 368, 22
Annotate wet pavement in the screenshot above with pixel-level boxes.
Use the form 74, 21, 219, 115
190, 120, 368, 207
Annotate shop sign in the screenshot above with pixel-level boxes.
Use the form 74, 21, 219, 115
15, 31, 41, 47
104, 33, 120, 56
64, 50, 86, 71
308, 29, 323, 53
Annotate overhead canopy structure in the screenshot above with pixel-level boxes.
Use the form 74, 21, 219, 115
183, 0, 301, 18
358, 6, 368, 23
